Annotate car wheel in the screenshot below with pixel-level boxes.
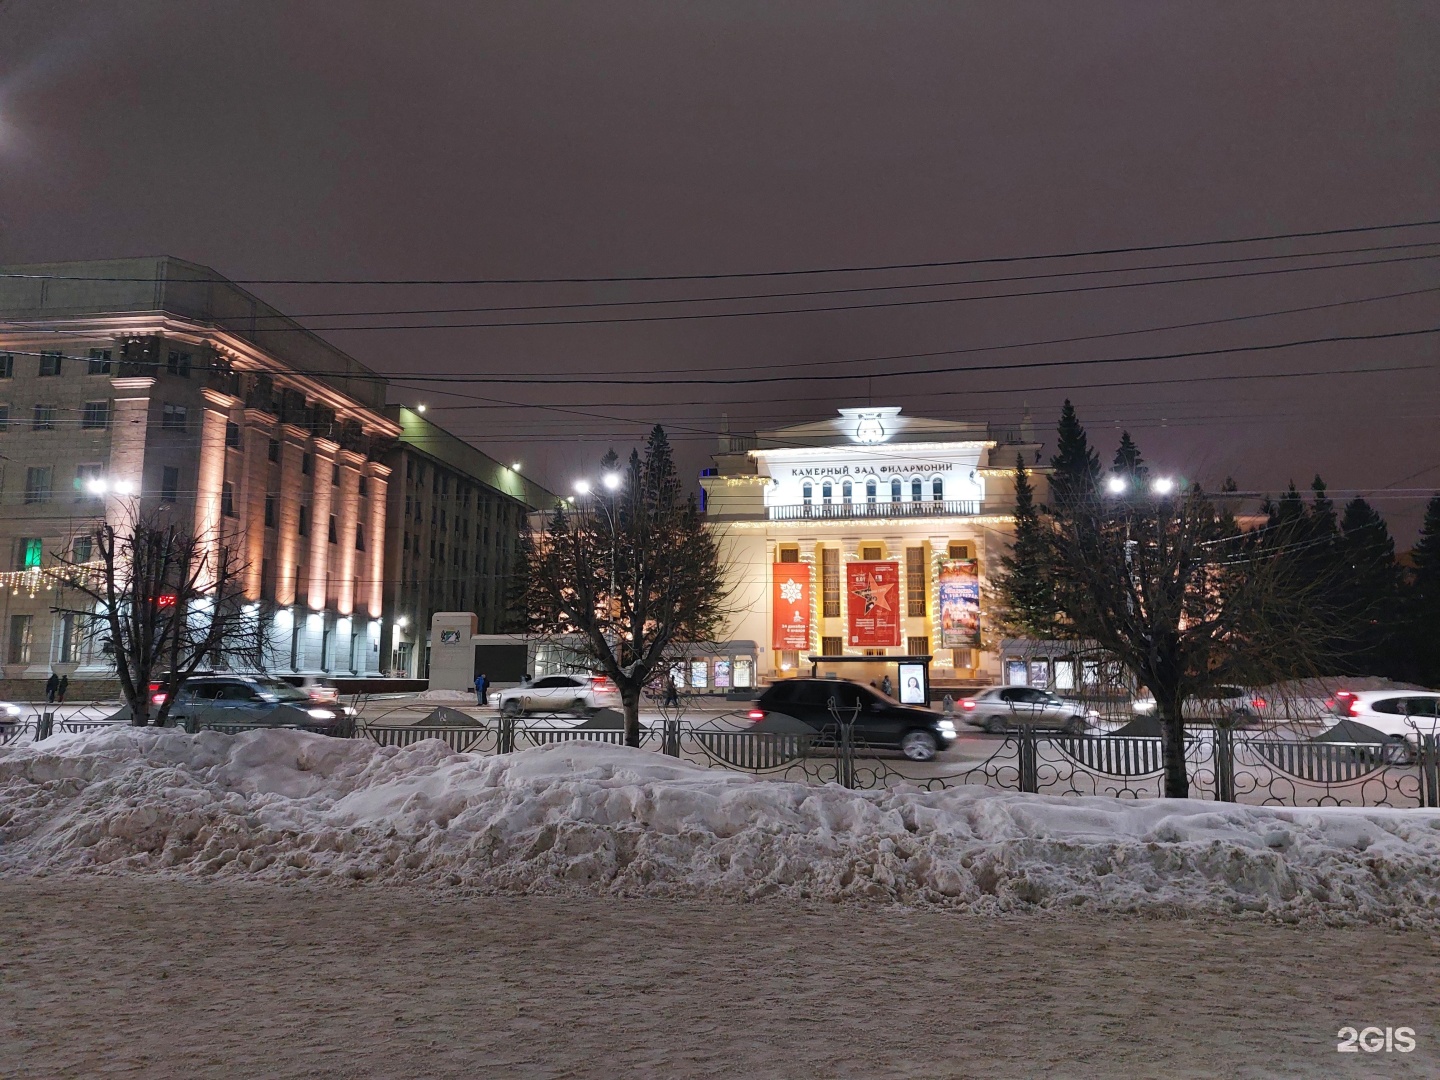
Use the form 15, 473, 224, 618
900, 730, 938, 761
571, 698, 591, 715
983, 716, 1006, 735
1062, 715, 1087, 735
500, 699, 521, 718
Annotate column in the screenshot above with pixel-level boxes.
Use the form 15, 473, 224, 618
193, 389, 235, 591
305, 438, 338, 612
106, 377, 154, 529
240, 411, 276, 600
365, 462, 390, 619
840, 536, 859, 649
333, 451, 363, 615
275, 426, 308, 608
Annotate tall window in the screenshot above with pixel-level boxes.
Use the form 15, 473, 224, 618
301, 453, 313, 475
81, 401, 111, 429
821, 481, 832, 504
161, 466, 180, 503
865, 479, 877, 504
0, 405, 9, 432
822, 635, 843, 655
166, 351, 191, 377
225, 421, 241, 449
802, 482, 812, 505
8, 614, 33, 665
841, 480, 853, 504
32, 404, 56, 431
221, 483, 237, 518
891, 478, 902, 502
87, 349, 113, 374
0, 354, 12, 378
821, 548, 841, 617
355, 524, 366, 551
906, 547, 927, 617
912, 478, 922, 502
72, 536, 93, 563
331, 463, 341, 486
18, 537, 42, 569
161, 403, 187, 431
327, 514, 338, 544
75, 463, 104, 501
298, 505, 310, 536
38, 351, 62, 376
264, 494, 277, 528
932, 477, 944, 502
24, 467, 52, 504
267, 438, 281, 463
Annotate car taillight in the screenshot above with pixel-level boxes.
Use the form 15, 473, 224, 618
1251, 697, 1267, 709
747, 709, 765, 721
1347, 699, 1361, 718
961, 699, 976, 710
151, 693, 167, 705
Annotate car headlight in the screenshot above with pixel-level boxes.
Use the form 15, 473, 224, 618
1133, 700, 1156, 713
938, 720, 957, 737
342, 706, 357, 716
306, 708, 334, 720
3, 704, 20, 716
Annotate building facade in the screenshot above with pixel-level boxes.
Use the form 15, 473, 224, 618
0, 257, 400, 684
700, 407, 1047, 693
380, 406, 555, 678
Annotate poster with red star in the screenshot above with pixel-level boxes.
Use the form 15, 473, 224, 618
847, 560, 901, 647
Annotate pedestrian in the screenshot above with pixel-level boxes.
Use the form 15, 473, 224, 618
942, 693, 955, 716
881, 674, 893, 697
663, 675, 679, 707
474, 672, 488, 706
45, 671, 59, 704
57, 675, 69, 704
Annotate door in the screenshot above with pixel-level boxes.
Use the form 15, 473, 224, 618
1038, 692, 1076, 728
1002, 687, 1047, 724
213, 682, 265, 720
851, 686, 909, 748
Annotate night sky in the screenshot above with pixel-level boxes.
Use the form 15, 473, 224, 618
2, 2, 1437, 538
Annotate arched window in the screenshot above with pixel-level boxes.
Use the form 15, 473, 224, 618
932, 477, 944, 502
842, 480, 853, 504
890, 478, 902, 502
912, 478, 923, 502
802, 481, 813, 505
865, 479, 877, 503
822, 481, 832, 504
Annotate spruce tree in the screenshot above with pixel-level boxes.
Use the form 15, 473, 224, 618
1112, 431, 1147, 481
1049, 400, 1100, 498
1337, 497, 1399, 675
997, 455, 1055, 637
1405, 494, 1440, 685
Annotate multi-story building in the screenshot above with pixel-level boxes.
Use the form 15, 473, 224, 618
380, 406, 555, 677
699, 407, 1048, 695
0, 257, 400, 686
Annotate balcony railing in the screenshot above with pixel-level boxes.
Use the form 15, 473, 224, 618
767, 499, 982, 521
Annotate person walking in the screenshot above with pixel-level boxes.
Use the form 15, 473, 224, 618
662, 675, 679, 707
474, 673, 489, 706
57, 675, 69, 704
45, 671, 59, 704
881, 674, 893, 697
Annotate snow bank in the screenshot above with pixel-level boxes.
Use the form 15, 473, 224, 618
4, 728, 1440, 925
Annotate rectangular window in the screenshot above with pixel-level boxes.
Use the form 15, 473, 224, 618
264, 494, 276, 528
328, 514, 338, 544
75, 463, 104, 501
821, 548, 840, 618
358, 476, 368, 498
32, 404, 56, 431
19, 537, 42, 570
0, 354, 12, 378
166, 350, 191, 377
161, 403, 187, 431
331, 463, 340, 486
862, 545, 883, 560
24, 466, 52, 504
355, 524, 365, 551
906, 547, 927, 617
0, 405, 9, 432
87, 349, 113, 375
38, 351, 62, 377
822, 635, 843, 656
298, 505, 309, 536
778, 546, 800, 563
221, 482, 236, 518
72, 535, 93, 563
81, 401, 111, 429
948, 542, 970, 560
225, 421, 241, 449
8, 614, 33, 665
267, 438, 280, 463
161, 465, 180, 503
907, 636, 930, 657
301, 453, 312, 476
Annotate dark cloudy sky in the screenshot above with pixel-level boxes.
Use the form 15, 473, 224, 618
2, 1, 1437, 536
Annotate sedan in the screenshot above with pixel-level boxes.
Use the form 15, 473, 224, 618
497, 675, 620, 717
749, 678, 956, 761
960, 686, 1094, 734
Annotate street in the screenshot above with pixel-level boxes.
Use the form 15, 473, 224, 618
3, 876, 1437, 1079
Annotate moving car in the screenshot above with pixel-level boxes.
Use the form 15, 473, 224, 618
1325, 690, 1440, 741
497, 674, 620, 717
167, 675, 354, 732
748, 678, 956, 761
1131, 685, 1269, 727
959, 686, 1094, 734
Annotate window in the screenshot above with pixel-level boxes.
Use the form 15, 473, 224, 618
24, 466, 52, 504
39, 351, 62, 377
264, 494, 276, 528
32, 404, 56, 431
298, 505, 310, 536
301, 453, 312, 476
331, 463, 340, 486
166, 350, 191, 377
862, 545, 882, 560
75, 463, 104, 501
87, 349, 112, 374
802, 481, 812, 505
328, 515, 338, 544
778, 546, 800, 563
267, 438, 280, 463
0, 354, 12, 378
81, 401, 111, 430
225, 421, 241, 449
865, 479, 877, 503
842, 480, 853, 504
821, 548, 840, 617
907, 636, 929, 657
912, 478, 922, 502
906, 547, 927, 617
358, 476, 368, 498
160, 465, 180, 502
355, 524, 365, 551
822, 635, 843, 656
933, 477, 944, 502
822, 481, 832, 504
161, 403, 187, 431
19, 537, 42, 569
71, 535, 93, 563
948, 542, 970, 560
891, 478, 902, 502
221, 483, 236, 518
8, 614, 32, 665
0, 405, 8, 432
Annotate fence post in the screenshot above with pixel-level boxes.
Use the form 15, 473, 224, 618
839, 718, 855, 789
663, 715, 681, 757
497, 714, 514, 755
35, 711, 54, 741
1018, 725, 1037, 793
1422, 735, 1440, 810
1215, 727, 1236, 802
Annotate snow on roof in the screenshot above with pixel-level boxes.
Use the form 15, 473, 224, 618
3, 728, 1438, 924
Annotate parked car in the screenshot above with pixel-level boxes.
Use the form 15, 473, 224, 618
168, 675, 354, 732
960, 686, 1095, 734
1324, 690, 1440, 743
747, 678, 956, 761
1130, 685, 1269, 727
497, 674, 620, 717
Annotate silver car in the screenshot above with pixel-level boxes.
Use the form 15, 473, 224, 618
960, 686, 1093, 734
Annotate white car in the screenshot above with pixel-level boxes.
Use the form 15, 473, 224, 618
497, 675, 620, 717
1326, 690, 1440, 740
1132, 685, 1270, 727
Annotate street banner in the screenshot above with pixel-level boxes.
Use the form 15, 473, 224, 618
772, 563, 812, 651
938, 558, 980, 647
847, 560, 901, 647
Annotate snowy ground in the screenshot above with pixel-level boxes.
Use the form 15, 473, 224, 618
4, 727, 1440, 925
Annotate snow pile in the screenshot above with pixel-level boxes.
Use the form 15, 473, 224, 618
4, 728, 1440, 924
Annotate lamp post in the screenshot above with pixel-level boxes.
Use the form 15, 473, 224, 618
574, 471, 624, 664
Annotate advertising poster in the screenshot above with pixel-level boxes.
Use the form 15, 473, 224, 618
847, 560, 901, 647
938, 558, 981, 648
772, 563, 812, 651
898, 662, 927, 704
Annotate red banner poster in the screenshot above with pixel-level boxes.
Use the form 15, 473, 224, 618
847, 560, 901, 647
772, 563, 812, 651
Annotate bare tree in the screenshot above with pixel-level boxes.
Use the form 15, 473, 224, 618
51, 510, 268, 726
522, 427, 728, 747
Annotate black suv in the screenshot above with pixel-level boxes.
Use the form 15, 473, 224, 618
750, 678, 957, 761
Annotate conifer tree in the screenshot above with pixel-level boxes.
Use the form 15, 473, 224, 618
1111, 431, 1147, 481
1049, 399, 1100, 498
997, 455, 1055, 637
1404, 494, 1440, 685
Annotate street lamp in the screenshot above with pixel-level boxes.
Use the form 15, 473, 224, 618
602, 471, 622, 491
574, 479, 592, 495
511, 462, 522, 472
1105, 475, 1127, 495
1150, 477, 1175, 495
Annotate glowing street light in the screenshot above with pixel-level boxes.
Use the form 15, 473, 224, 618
602, 471, 622, 491
574, 479, 592, 495
1151, 477, 1176, 495
511, 462, 522, 472
1105, 475, 1127, 495
415, 404, 427, 414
